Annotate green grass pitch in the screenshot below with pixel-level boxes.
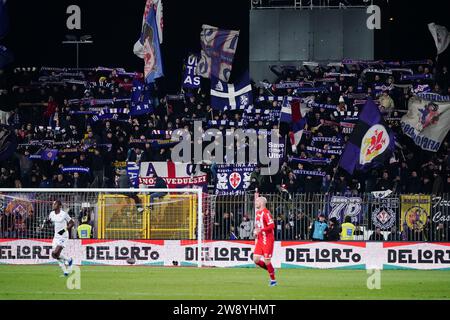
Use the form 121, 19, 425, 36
0, 265, 450, 300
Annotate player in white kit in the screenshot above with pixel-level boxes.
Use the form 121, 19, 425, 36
41, 200, 75, 276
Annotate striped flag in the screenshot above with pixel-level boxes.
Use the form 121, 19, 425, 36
280, 98, 310, 124
280, 98, 309, 152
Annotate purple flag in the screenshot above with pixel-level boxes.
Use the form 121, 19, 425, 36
41, 149, 58, 161
339, 99, 395, 175
197, 25, 240, 82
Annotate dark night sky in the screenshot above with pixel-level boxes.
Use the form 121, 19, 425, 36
2, 0, 450, 92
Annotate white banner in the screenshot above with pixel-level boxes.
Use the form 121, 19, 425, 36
381, 242, 450, 270
176, 240, 255, 268
277, 242, 368, 269
0, 239, 81, 265
138, 162, 207, 188
1, 240, 450, 270
401, 96, 450, 152
81, 240, 166, 266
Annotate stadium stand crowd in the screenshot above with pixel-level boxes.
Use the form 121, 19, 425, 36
0, 62, 449, 194
0, 60, 449, 241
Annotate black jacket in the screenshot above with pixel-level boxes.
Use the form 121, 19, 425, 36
327, 225, 342, 241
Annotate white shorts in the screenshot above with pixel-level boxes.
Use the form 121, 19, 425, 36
52, 237, 68, 250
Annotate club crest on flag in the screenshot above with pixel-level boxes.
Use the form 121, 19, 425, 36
418, 102, 440, 131
229, 172, 242, 189
360, 124, 390, 165
372, 207, 396, 230
340, 99, 395, 174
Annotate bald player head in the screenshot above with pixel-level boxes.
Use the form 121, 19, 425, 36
255, 197, 267, 210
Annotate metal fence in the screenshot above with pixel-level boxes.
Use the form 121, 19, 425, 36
203, 193, 450, 242
0, 191, 449, 242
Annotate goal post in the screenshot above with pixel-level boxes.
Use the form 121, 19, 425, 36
0, 188, 204, 268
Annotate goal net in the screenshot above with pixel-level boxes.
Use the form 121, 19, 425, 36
0, 188, 205, 266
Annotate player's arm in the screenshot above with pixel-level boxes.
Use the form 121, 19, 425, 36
260, 212, 275, 233
39, 217, 51, 231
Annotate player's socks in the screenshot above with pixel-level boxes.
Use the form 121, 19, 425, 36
58, 260, 68, 274
266, 263, 276, 281
256, 260, 267, 270
59, 253, 69, 263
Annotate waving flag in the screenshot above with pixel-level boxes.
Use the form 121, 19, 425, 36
339, 99, 395, 175
134, 0, 163, 59
197, 25, 240, 82
428, 23, 450, 55
280, 98, 310, 124
130, 79, 154, 115
134, 0, 164, 83
211, 72, 252, 111
401, 95, 450, 152
182, 54, 201, 89
280, 98, 309, 152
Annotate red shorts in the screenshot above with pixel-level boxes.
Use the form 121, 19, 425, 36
254, 239, 274, 259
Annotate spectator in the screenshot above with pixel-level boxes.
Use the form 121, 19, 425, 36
294, 211, 309, 240
220, 212, 232, 240
72, 172, 88, 188
309, 213, 328, 241
432, 171, 444, 194
249, 166, 263, 191
379, 91, 395, 113
387, 226, 402, 241
275, 214, 285, 240
340, 216, 356, 241
354, 223, 364, 240
422, 176, 433, 194
54, 173, 70, 188
91, 149, 105, 188
239, 213, 254, 240
369, 227, 385, 241
77, 216, 93, 239
150, 173, 168, 203
376, 171, 393, 191
39, 174, 53, 189
327, 217, 341, 241
432, 223, 448, 242
115, 168, 144, 213
406, 171, 422, 194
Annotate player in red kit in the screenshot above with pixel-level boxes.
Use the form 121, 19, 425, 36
253, 196, 277, 286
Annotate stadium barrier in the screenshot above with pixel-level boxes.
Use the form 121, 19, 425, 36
0, 191, 449, 242
1, 239, 450, 270
206, 193, 449, 242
